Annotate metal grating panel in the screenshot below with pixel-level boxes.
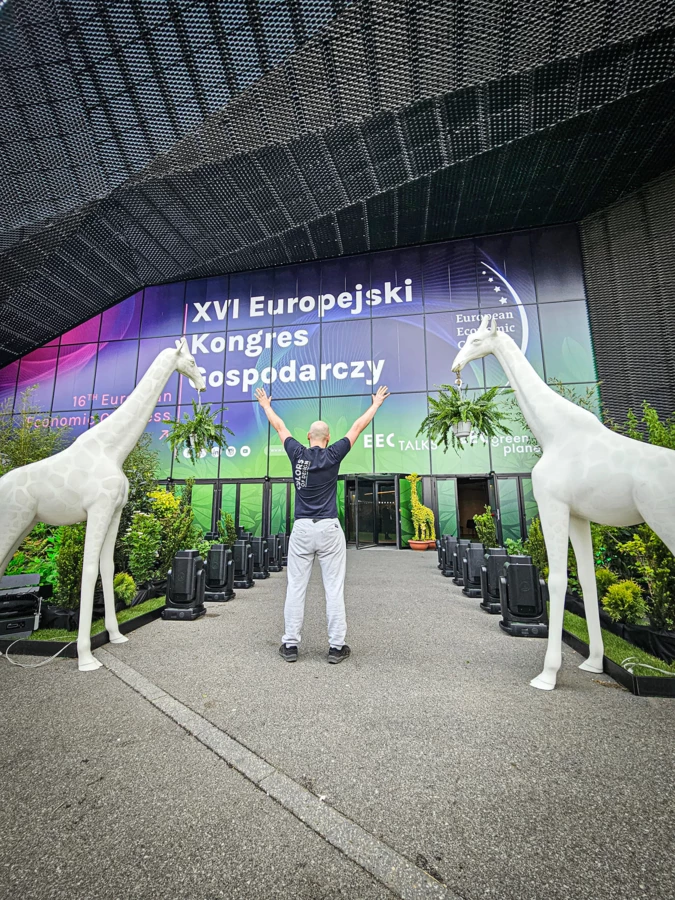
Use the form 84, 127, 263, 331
580, 168, 675, 421
1, 0, 675, 364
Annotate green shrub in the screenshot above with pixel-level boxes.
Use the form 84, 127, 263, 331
473, 506, 498, 548
617, 525, 675, 630
525, 517, 548, 574
6, 522, 61, 587
149, 483, 199, 577
0, 386, 71, 476
115, 433, 160, 572
218, 512, 238, 547
196, 539, 216, 560
123, 512, 162, 584
601, 580, 647, 624
113, 573, 136, 607
595, 567, 618, 599
54, 525, 85, 609
505, 537, 526, 555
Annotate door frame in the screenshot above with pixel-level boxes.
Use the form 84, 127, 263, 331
343, 474, 400, 549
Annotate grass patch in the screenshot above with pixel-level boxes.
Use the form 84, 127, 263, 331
564, 609, 675, 678
28, 596, 165, 643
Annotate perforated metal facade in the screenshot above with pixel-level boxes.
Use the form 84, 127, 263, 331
1, 0, 674, 367
580, 167, 675, 421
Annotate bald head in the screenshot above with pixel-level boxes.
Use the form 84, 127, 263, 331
308, 420, 330, 447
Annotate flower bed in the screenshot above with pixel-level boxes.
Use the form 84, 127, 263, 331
565, 593, 675, 664
4, 596, 166, 659
562, 608, 675, 698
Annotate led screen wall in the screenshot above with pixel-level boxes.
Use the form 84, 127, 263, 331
0, 224, 596, 480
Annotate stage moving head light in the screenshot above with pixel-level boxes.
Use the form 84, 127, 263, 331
162, 550, 206, 621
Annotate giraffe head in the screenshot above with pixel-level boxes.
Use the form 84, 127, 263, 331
451, 315, 499, 375
175, 338, 206, 392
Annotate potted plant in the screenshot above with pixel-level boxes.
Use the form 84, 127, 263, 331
404, 474, 436, 550
166, 399, 234, 464
417, 384, 511, 450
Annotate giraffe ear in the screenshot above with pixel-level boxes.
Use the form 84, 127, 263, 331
490, 316, 497, 335
479, 315, 491, 333
176, 337, 188, 355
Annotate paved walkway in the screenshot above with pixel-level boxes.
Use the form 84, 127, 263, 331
2, 549, 673, 900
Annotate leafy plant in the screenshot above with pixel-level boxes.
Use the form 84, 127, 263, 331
0, 386, 71, 476
218, 512, 238, 547
123, 512, 162, 584
609, 400, 675, 449
601, 580, 648, 624
473, 506, 498, 548
504, 537, 526, 555
166, 399, 234, 465
525, 517, 548, 575
54, 525, 85, 609
115, 432, 160, 572
618, 526, 675, 630
150, 481, 202, 577
113, 573, 137, 607
595, 567, 618, 599
417, 385, 511, 451
6, 522, 61, 587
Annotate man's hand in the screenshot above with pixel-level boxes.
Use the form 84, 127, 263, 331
372, 386, 390, 408
255, 387, 272, 409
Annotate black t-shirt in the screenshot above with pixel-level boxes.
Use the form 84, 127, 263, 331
284, 436, 352, 519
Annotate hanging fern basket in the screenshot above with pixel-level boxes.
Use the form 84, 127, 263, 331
451, 421, 472, 440
166, 399, 234, 465
417, 375, 512, 452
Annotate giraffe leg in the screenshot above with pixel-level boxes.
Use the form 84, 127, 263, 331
99, 506, 127, 644
78, 504, 116, 672
569, 515, 604, 673
530, 496, 570, 691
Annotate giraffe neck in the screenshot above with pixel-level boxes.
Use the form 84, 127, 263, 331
490, 333, 579, 449
90, 348, 179, 462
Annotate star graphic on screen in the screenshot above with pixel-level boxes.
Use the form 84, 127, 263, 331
482, 270, 486, 275
499, 297, 508, 304
488, 277, 494, 282
493, 285, 501, 292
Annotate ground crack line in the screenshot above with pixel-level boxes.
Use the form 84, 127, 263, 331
96, 647, 461, 900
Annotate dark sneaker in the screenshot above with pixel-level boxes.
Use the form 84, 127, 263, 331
328, 645, 351, 665
279, 643, 298, 662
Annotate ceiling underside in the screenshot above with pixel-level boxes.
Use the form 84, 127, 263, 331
1, 0, 674, 365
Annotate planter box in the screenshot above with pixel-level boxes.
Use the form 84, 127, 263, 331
6, 605, 165, 659
562, 628, 675, 698
565, 594, 675, 664
408, 540, 428, 551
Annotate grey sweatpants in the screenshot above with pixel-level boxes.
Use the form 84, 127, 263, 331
282, 518, 347, 649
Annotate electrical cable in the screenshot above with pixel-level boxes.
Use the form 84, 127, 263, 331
0, 639, 76, 668
621, 656, 675, 677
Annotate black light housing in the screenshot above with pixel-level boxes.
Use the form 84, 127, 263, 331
162, 550, 206, 621
498, 557, 549, 638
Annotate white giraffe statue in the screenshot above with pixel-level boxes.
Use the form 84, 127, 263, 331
0, 339, 205, 671
451, 315, 675, 690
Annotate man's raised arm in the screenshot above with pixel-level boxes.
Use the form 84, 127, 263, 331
255, 388, 292, 444
345, 386, 390, 447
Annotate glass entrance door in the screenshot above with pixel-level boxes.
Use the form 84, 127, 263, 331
345, 476, 398, 548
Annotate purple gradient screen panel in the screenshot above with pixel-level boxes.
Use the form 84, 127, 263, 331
100, 291, 143, 341
141, 282, 186, 338
0, 360, 19, 408
61, 315, 102, 345
52, 344, 98, 410
17, 346, 59, 411
94, 340, 140, 408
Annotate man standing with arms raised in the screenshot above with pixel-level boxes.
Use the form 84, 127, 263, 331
255, 386, 390, 664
